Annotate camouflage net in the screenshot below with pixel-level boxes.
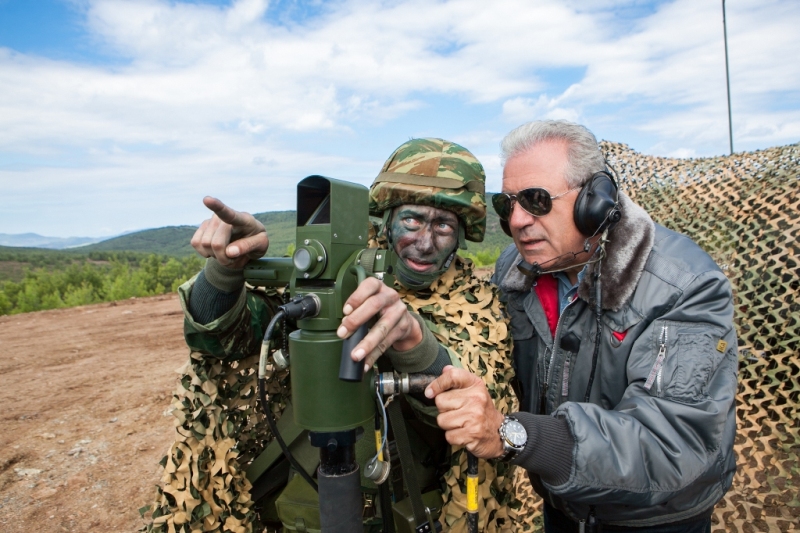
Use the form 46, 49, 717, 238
141, 350, 291, 533
601, 141, 800, 532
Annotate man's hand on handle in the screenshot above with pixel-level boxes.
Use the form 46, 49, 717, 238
191, 196, 269, 270
337, 277, 424, 371
425, 366, 505, 459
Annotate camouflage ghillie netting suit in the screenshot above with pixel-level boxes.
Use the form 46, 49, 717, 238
140, 255, 536, 532
391, 254, 528, 533
368, 137, 537, 531
141, 283, 287, 533
601, 141, 800, 532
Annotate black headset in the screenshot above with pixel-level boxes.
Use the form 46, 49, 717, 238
499, 169, 621, 237
573, 170, 621, 236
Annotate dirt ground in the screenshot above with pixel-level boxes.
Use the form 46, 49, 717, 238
0, 294, 186, 533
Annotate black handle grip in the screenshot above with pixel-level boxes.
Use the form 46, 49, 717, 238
339, 324, 368, 382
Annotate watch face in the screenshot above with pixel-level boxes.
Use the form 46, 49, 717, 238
504, 419, 527, 448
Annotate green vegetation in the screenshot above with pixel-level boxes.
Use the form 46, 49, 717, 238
253, 211, 296, 257
81, 226, 198, 256
0, 253, 203, 316
462, 247, 503, 267
76, 212, 298, 257
476, 194, 513, 255
0, 204, 511, 314
0, 247, 168, 282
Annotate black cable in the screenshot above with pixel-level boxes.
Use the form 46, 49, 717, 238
259, 309, 319, 492
584, 268, 603, 403
258, 378, 318, 492
281, 284, 290, 358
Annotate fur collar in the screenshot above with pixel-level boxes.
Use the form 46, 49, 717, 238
498, 192, 655, 312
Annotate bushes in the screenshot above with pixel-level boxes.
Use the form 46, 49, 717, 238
461, 247, 502, 268
0, 244, 501, 316
0, 254, 203, 316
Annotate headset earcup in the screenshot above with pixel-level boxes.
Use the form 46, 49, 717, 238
573, 172, 620, 236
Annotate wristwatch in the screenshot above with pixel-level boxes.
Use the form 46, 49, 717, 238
498, 416, 527, 461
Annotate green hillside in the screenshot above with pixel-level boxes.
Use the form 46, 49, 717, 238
1, 203, 511, 282
76, 211, 300, 258
253, 210, 297, 257
80, 226, 198, 256
0, 246, 188, 284
74, 206, 510, 260
481, 193, 514, 253
0, 246, 85, 283
0, 203, 509, 313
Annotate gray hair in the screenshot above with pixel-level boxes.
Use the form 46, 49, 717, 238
500, 120, 607, 188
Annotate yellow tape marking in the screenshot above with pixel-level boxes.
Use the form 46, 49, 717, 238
466, 475, 479, 512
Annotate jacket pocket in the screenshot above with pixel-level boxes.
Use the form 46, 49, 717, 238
646, 320, 727, 402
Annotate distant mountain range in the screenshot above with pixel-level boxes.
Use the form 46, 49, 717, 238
1, 199, 511, 257
0, 233, 109, 249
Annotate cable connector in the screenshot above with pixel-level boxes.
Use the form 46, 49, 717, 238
376, 372, 437, 396
279, 293, 321, 320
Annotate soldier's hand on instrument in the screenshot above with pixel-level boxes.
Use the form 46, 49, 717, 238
425, 366, 505, 458
191, 196, 269, 270
337, 277, 424, 371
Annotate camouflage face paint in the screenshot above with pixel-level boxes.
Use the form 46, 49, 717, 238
390, 204, 459, 273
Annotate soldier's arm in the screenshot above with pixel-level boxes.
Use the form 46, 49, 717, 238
181, 196, 277, 359
383, 313, 454, 375
187, 258, 245, 324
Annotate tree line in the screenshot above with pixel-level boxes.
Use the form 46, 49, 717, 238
0, 245, 503, 316
0, 254, 203, 316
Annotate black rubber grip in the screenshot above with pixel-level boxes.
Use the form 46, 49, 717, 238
339, 324, 368, 382
318, 466, 363, 533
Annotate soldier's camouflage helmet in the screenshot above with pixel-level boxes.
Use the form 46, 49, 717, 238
369, 138, 487, 243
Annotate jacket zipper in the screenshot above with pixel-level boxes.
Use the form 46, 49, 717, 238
541, 297, 578, 413
644, 325, 668, 394
657, 327, 667, 395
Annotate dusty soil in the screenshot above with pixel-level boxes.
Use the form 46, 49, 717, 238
0, 295, 186, 533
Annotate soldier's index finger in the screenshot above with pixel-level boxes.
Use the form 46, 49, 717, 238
203, 196, 247, 226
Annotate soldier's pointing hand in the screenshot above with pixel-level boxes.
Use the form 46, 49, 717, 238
191, 196, 269, 270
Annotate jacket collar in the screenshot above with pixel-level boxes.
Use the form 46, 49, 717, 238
498, 192, 655, 312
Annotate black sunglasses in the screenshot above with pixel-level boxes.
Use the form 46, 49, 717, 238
492, 186, 581, 221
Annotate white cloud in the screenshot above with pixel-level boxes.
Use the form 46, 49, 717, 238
1, 0, 798, 236
4, 0, 795, 152
502, 95, 582, 124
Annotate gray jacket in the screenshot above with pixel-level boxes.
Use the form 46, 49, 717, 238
493, 193, 738, 526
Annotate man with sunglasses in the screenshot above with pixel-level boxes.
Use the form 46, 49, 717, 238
426, 120, 737, 532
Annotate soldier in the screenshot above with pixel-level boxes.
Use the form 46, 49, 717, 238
142, 139, 530, 532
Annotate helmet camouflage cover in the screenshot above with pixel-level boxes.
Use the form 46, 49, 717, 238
369, 138, 487, 242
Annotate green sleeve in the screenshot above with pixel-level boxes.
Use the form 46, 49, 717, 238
178, 275, 283, 361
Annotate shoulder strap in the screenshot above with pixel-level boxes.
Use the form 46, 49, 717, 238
387, 399, 436, 532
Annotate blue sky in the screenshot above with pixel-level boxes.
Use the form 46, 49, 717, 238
1, 0, 798, 238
